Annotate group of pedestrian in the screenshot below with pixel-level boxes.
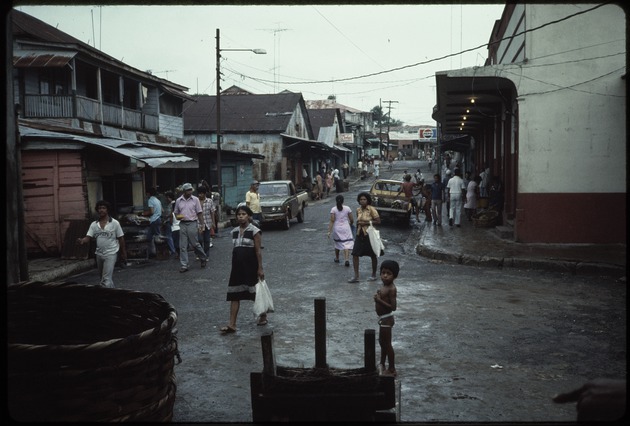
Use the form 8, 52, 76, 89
324, 191, 397, 376
76, 176, 404, 379
437, 163, 500, 227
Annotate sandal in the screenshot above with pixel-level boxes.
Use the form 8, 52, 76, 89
368, 276, 378, 281
333, 258, 340, 263
347, 277, 360, 283
220, 325, 236, 334
257, 319, 268, 326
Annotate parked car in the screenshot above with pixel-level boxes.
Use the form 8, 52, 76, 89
258, 180, 308, 230
369, 179, 413, 225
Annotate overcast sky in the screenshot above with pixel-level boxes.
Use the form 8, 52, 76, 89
15, 3, 506, 125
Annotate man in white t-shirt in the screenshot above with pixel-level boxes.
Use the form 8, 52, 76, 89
77, 200, 127, 288
246, 181, 262, 223
446, 168, 466, 227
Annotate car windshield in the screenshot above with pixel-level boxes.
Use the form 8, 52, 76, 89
374, 182, 402, 192
259, 184, 287, 196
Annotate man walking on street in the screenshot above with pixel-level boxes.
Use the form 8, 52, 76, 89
446, 168, 466, 227
246, 181, 262, 224
77, 200, 127, 288
430, 174, 444, 226
174, 183, 208, 273
143, 187, 162, 259
442, 169, 452, 224
197, 186, 217, 257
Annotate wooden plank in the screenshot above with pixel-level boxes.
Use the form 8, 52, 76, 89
261, 331, 276, 377
364, 329, 376, 372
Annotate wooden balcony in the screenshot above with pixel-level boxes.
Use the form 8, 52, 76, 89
23, 94, 159, 133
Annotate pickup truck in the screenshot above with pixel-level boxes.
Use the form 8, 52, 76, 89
369, 178, 413, 226
258, 180, 308, 230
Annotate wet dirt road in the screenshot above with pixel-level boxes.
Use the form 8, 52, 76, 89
68, 180, 626, 423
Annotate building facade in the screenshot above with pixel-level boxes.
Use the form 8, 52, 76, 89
432, 2, 626, 243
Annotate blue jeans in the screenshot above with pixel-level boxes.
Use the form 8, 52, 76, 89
146, 218, 162, 256
198, 228, 211, 257
163, 221, 176, 254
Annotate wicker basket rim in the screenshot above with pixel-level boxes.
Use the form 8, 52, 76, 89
8, 281, 177, 351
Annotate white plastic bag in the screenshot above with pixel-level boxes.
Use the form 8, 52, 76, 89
253, 279, 274, 315
366, 221, 385, 258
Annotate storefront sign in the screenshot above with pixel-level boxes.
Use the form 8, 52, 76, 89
418, 127, 437, 141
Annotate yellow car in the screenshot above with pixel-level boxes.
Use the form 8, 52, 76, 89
369, 179, 413, 225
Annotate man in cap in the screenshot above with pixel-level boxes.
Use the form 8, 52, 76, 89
246, 180, 262, 223
173, 183, 209, 272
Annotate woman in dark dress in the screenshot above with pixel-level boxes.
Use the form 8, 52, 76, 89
220, 206, 266, 334
347, 192, 381, 283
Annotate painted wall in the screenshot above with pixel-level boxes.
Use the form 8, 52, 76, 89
517, 3, 626, 194
21, 151, 86, 255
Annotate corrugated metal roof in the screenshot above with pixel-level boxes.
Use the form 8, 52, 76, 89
13, 49, 77, 67
183, 92, 306, 133
316, 126, 336, 146
19, 125, 198, 168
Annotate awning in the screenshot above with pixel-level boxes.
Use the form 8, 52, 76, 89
18, 125, 198, 168
159, 84, 196, 102
331, 145, 352, 152
438, 135, 472, 153
13, 49, 77, 68
281, 133, 331, 153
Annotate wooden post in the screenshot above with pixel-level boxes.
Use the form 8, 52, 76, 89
364, 329, 376, 372
314, 298, 326, 368
261, 330, 276, 376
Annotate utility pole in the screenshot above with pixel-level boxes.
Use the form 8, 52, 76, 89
383, 100, 398, 161
379, 99, 383, 161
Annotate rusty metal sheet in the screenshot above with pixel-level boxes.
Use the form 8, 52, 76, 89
13, 50, 77, 68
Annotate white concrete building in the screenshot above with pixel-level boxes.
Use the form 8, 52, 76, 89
433, 2, 626, 243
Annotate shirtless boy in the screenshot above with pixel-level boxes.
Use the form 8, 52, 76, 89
374, 259, 399, 376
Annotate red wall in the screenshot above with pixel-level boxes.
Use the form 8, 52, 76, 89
515, 193, 626, 243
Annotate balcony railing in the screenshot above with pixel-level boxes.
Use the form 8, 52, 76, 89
23, 94, 159, 133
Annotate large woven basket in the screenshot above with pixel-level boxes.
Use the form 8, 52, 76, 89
7, 281, 179, 422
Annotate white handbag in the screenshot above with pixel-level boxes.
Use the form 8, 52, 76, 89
366, 221, 385, 258
253, 279, 274, 316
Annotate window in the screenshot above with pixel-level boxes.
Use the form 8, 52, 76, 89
39, 69, 68, 95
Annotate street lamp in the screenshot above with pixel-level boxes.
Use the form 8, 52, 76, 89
215, 28, 266, 197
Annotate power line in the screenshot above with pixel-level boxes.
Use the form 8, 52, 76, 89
239, 2, 614, 86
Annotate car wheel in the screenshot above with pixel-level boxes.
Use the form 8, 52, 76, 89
282, 214, 290, 230
297, 206, 304, 223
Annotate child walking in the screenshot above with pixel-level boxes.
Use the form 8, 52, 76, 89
374, 260, 399, 376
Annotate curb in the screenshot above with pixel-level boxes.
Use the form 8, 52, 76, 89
28, 259, 95, 283
415, 244, 626, 278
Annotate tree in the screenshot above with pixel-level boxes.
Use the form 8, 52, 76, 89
371, 105, 403, 127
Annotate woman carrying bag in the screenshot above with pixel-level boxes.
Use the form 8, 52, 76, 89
348, 192, 381, 283
220, 205, 268, 334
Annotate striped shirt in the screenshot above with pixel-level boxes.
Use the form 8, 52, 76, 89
200, 197, 216, 230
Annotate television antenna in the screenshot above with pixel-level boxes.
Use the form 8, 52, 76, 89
256, 26, 291, 93
146, 70, 177, 79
